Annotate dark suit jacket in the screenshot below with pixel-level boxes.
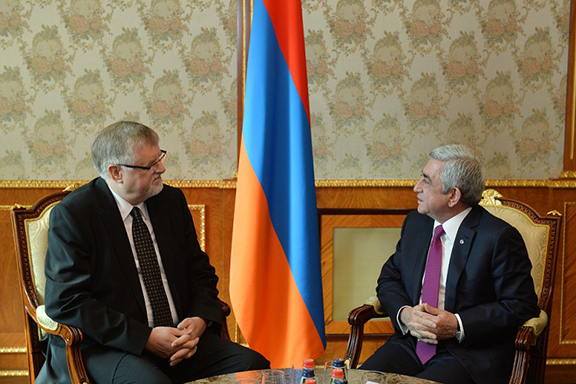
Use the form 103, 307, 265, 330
40, 177, 222, 383
377, 206, 540, 384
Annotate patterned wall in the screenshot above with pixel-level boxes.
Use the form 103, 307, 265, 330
0, 0, 238, 180
0, 0, 571, 180
304, 0, 570, 179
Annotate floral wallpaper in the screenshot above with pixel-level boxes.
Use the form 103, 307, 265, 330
0, 0, 571, 180
0, 0, 238, 180
304, 0, 569, 179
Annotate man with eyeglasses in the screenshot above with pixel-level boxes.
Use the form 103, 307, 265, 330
39, 121, 269, 384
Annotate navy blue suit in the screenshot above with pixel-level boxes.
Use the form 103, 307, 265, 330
364, 206, 539, 383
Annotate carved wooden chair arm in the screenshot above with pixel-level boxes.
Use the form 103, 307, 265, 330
346, 296, 388, 368
520, 310, 548, 341
509, 310, 548, 384
36, 305, 84, 347
219, 300, 232, 341
35, 305, 89, 384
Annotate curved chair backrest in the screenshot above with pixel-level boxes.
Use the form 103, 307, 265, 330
25, 201, 58, 305
479, 189, 561, 312
12, 191, 70, 381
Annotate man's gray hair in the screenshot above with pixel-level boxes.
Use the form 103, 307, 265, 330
92, 121, 159, 178
430, 144, 485, 206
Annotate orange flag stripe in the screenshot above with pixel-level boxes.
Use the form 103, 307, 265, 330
230, 143, 325, 367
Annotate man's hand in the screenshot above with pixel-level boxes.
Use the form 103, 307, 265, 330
169, 332, 200, 366
400, 303, 458, 344
160, 317, 207, 366
421, 303, 458, 341
177, 317, 207, 340
145, 327, 187, 359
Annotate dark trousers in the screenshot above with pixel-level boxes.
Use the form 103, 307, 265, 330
360, 334, 475, 384
37, 332, 270, 384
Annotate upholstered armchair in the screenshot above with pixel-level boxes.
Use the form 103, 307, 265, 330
345, 189, 562, 384
12, 191, 232, 384
11, 191, 89, 384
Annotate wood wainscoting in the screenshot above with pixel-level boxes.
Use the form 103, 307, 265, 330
1, 179, 576, 383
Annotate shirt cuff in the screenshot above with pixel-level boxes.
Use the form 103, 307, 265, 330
455, 313, 465, 342
397, 305, 411, 335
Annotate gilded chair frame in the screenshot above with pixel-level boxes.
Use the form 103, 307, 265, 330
11, 190, 232, 384
11, 191, 89, 384
345, 189, 562, 384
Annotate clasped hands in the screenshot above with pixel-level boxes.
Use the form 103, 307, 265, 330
145, 316, 207, 366
400, 303, 458, 345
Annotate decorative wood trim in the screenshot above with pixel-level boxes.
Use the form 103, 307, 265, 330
564, 0, 576, 167
560, 171, 576, 179
0, 205, 30, 211
0, 347, 26, 353
189, 205, 206, 251
0, 180, 235, 189
547, 358, 576, 365
0, 180, 87, 189
319, 208, 409, 337
0, 370, 28, 377
3, 179, 576, 189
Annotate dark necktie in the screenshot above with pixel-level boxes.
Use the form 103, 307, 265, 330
416, 224, 445, 364
131, 207, 174, 327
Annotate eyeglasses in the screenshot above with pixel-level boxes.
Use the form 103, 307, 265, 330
118, 150, 167, 173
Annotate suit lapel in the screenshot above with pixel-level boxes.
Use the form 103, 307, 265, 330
410, 216, 434, 304
444, 206, 481, 312
95, 178, 147, 315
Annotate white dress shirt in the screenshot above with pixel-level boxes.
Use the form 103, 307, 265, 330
108, 186, 179, 328
398, 207, 472, 342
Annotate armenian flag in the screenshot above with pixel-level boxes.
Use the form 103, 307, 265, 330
229, 0, 326, 368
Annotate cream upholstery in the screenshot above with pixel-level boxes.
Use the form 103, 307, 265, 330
365, 295, 385, 315
24, 201, 59, 340
480, 200, 549, 300
23, 202, 57, 305
36, 304, 59, 331
12, 191, 92, 384
524, 310, 548, 337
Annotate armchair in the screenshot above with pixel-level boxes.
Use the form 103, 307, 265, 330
12, 190, 232, 383
344, 189, 561, 384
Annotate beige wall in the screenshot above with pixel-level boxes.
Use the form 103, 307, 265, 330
0, 0, 570, 181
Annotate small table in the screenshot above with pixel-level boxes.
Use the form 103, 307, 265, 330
188, 368, 439, 383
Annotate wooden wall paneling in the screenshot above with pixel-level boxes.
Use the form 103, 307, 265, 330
546, 188, 576, 361
182, 185, 239, 343
181, 188, 225, 290
317, 208, 412, 365
483, 186, 551, 215
2, 183, 576, 379
553, 202, 576, 355
317, 186, 417, 210
319, 210, 407, 335
0, 209, 27, 377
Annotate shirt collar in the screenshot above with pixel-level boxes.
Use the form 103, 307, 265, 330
107, 184, 149, 222
434, 207, 473, 241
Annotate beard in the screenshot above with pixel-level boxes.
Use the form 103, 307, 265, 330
146, 177, 164, 199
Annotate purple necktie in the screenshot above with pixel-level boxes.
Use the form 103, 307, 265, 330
416, 224, 445, 364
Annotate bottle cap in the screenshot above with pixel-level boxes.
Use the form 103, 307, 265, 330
333, 358, 345, 367
303, 358, 315, 368
304, 380, 317, 384
331, 368, 344, 378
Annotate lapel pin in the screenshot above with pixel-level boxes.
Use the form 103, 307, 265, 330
459, 239, 465, 245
